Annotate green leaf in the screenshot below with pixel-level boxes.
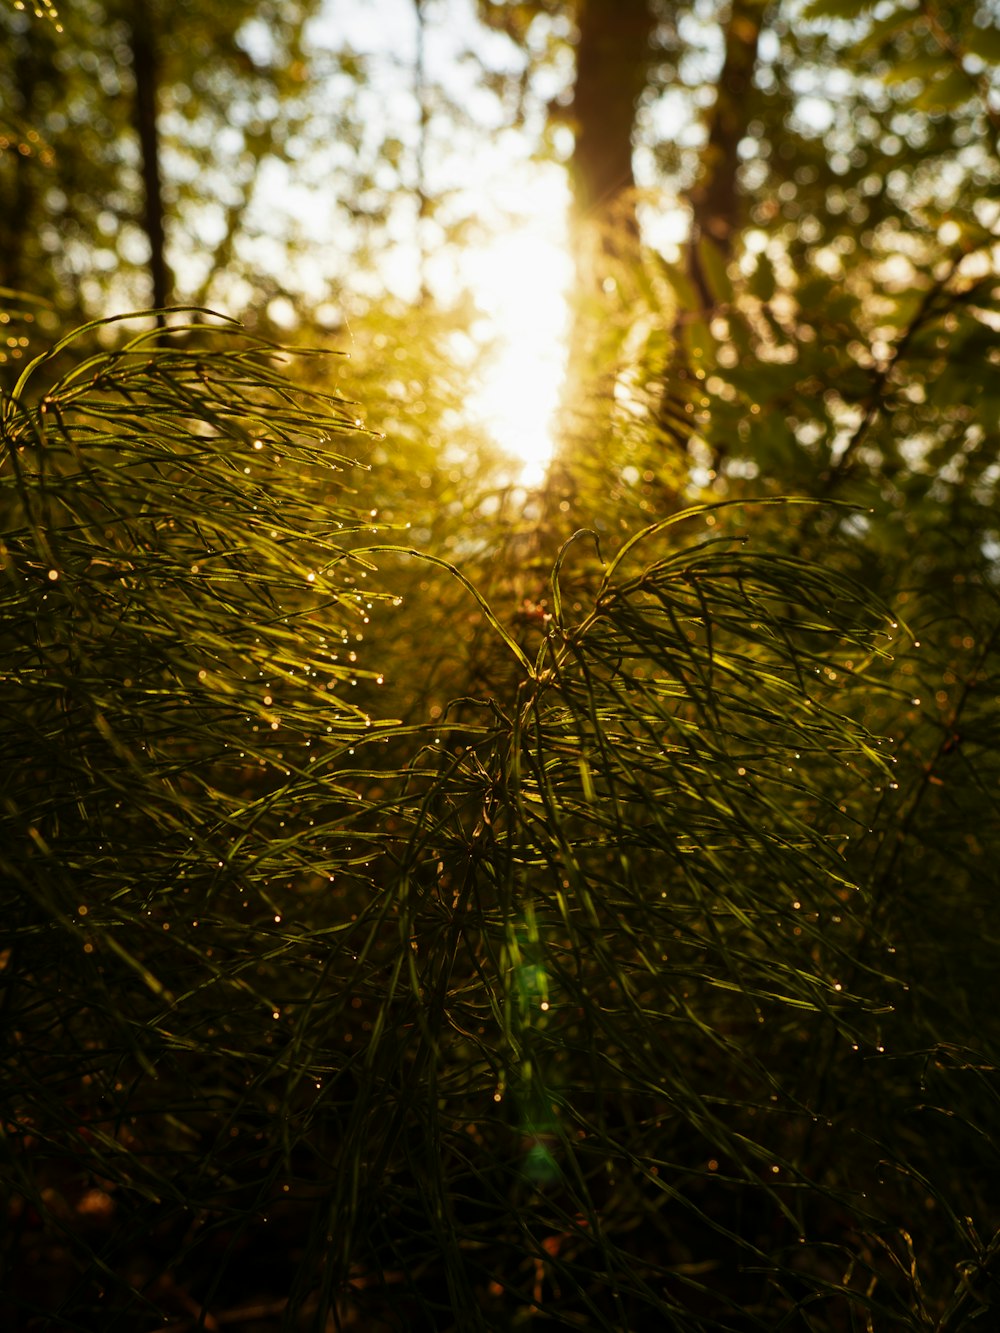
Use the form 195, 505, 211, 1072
802, 0, 874, 19
883, 53, 951, 85
914, 66, 976, 111
964, 22, 1000, 65
697, 235, 734, 306
682, 315, 714, 364
749, 252, 776, 303
860, 8, 922, 51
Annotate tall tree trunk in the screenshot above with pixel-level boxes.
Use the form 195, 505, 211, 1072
548, 0, 656, 523
1, 36, 42, 297
654, 0, 765, 475
129, 0, 170, 321
547, 0, 764, 520
685, 0, 765, 308
568, 0, 655, 281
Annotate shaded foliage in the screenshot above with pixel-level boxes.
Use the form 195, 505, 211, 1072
3, 324, 1000, 1331
3, 0, 1000, 1329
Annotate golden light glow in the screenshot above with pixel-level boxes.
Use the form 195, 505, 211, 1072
461, 190, 573, 487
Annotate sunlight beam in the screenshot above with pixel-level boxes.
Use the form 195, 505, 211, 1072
461, 184, 573, 487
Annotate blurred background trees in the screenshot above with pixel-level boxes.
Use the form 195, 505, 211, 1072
4, 0, 1000, 1328
0, 0, 323, 319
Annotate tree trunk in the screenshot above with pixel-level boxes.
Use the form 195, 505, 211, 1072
655, 0, 764, 475
568, 0, 655, 280
546, 0, 656, 524
686, 0, 765, 308
1, 34, 42, 297
129, 0, 170, 320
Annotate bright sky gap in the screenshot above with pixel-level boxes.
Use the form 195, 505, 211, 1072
460, 187, 573, 486
299, 0, 575, 485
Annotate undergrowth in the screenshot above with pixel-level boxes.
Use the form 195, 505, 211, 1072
2, 316, 999, 1332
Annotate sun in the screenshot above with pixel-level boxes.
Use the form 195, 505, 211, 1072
460, 188, 573, 487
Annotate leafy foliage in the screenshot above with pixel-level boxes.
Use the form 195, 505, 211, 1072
0, 0, 320, 318
4, 0, 1000, 1329
4, 320, 1000, 1331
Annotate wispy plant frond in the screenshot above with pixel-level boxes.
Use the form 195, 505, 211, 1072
3, 318, 999, 1333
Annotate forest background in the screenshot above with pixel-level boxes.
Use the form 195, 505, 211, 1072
3, 0, 1000, 1329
